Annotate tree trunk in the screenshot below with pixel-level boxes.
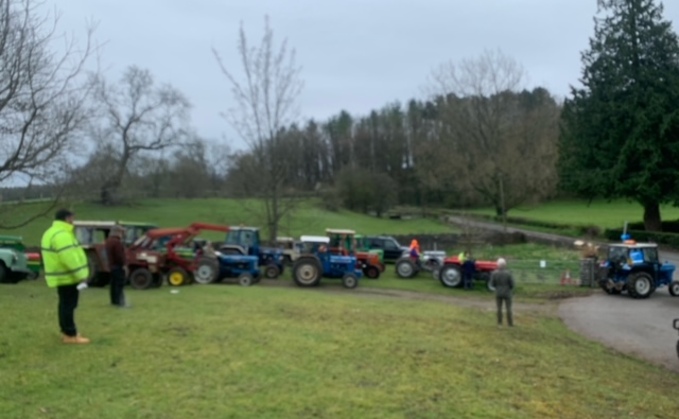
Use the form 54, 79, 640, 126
642, 201, 662, 232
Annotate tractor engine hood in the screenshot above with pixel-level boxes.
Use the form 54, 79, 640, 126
216, 254, 258, 263
328, 255, 355, 264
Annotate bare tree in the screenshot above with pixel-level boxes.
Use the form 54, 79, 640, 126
429, 49, 559, 220
0, 0, 96, 228
213, 15, 304, 241
91, 65, 191, 205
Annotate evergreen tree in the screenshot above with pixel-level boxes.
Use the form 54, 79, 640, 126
560, 0, 679, 231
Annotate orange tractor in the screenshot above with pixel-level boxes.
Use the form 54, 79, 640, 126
325, 229, 384, 279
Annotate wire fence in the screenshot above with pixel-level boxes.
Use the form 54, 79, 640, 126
494, 258, 596, 286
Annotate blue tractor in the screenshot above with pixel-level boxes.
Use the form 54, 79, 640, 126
598, 234, 677, 299
218, 226, 285, 279
291, 235, 362, 289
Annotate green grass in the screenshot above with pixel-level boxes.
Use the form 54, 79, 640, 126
0, 198, 454, 246
463, 198, 679, 230
1, 280, 676, 418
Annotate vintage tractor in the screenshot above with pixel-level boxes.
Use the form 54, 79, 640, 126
325, 228, 384, 279
597, 234, 676, 299
127, 223, 261, 289
0, 235, 34, 283
394, 248, 449, 279
275, 236, 303, 266
291, 235, 362, 288
433, 254, 499, 291
220, 226, 284, 279
354, 234, 384, 264
73, 220, 157, 287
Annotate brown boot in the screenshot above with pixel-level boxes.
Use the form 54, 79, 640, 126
62, 334, 90, 344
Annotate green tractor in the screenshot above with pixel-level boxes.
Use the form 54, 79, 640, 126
0, 235, 38, 283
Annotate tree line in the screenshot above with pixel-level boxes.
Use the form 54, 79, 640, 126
2, 0, 679, 237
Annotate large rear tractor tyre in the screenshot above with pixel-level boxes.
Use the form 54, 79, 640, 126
167, 267, 191, 287
194, 257, 220, 285
669, 281, 679, 297
264, 264, 280, 279
342, 273, 358, 289
364, 265, 380, 279
395, 257, 417, 279
628, 272, 653, 299
439, 264, 463, 288
293, 257, 322, 287
129, 268, 154, 290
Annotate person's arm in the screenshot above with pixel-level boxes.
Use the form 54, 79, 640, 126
52, 232, 89, 279
489, 271, 496, 288
509, 272, 515, 290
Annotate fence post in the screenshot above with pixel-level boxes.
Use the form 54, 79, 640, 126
579, 258, 597, 288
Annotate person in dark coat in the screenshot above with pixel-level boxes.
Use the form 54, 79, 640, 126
489, 258, 515, 326
105, 225, 128, 307
461, 251, 475, 290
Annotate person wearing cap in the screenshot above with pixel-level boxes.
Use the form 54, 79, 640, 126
105, 225, 128, 307
489, 257, 515, 327
40, 209, 91, 344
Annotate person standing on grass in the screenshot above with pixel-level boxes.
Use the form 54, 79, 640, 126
489, 258, 515, 327
462, 251, 475, 290
105, 225, 128, 308
40, 209, 91, 344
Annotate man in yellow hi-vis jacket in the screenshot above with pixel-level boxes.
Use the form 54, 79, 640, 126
40, 209, 91, 344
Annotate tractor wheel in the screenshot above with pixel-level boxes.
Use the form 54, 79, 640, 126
342, 273, 359, 289
395, 257, 417, 279
129, 268, 154, 290
167, 267, 190, 287
194, 257, 219, 285
292, 257, 322, 287
669, 281, 679, 297
238, 272, 254, 286
439, 264, 462, 288
628, 272, 653, 299
364, 265, 380, 279
264, 263, 280, 279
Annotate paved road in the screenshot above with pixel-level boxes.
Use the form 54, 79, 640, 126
447, 215, 679, 372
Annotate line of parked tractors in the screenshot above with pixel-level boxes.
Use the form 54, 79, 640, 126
2, 221, 679, 299
0, 220, 503, 291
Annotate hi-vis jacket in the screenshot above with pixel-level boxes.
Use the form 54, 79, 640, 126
40, 220, 89, 287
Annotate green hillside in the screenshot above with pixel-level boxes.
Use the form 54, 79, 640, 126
464, 198, 679, 229
0, 198, 454, 245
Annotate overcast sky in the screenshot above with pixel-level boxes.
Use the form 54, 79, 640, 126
57, 0, 679, 151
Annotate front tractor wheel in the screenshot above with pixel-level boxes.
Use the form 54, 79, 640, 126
264, 263, 280, 279
167, 267, 191, 287
395, 257, 417, 279
342, 273, 358, 289
439, 265, 462, 288
292, 257, 322, 287
628, 272, 654, 299
364, 265, 380, 279
238, 272, 254, 286
669, 281, 679, 297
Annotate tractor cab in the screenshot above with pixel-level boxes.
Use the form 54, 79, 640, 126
223, 226, 284, 279
599, 234, 676, 299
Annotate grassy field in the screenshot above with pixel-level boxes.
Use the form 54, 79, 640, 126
1, 280, 676, 419
463, 198, 679, 230
0, 198, 454, 246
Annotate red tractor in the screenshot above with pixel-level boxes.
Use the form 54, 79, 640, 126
126, 223, 231, 290
435, 255, 499, 291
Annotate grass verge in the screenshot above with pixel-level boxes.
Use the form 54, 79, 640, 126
1, 280, 677, 418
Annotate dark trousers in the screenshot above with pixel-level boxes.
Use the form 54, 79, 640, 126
496, 296, 513, 326
463, 272, 474, 289
57, 284, 79, 336
110, 267, 126, 306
